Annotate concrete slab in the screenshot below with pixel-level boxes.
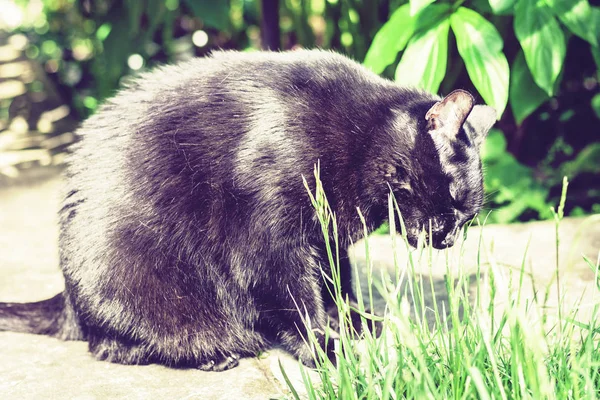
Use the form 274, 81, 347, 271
1, 170, 599, 399
0, 333, 290, 400
349, 213, 600, 326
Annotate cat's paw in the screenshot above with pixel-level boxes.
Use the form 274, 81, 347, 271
326, 302, 382, 338
89, 336, 151, 365
284, 329, 337, 368
197, 353, 240, 372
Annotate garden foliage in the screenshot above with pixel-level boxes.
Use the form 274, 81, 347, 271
6, 0, 600, 223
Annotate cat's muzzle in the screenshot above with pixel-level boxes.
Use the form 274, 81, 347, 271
424, 218, 459, 249
402, 218, 459, 249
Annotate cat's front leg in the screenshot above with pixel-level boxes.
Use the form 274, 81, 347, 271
256, 252, 335, 367
278, 285, 334, 366
88, 333, 152, 365
320, 248, 382, 338
320, 248, 356, 309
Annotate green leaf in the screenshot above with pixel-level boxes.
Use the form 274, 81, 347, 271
515, 0, 566, 96
451, 7, 509, 117
92, 2, 132, 99
593, 46, 600, 74
183, 0, 230, 31
592, 93, 600, 119
595, 7, 600, 42
545, 0, 598, 46
510, 51, 549, 125
125, 0, 143, 36
410, 0, 436, 16
395, 17, 450, 92
483, 150, 551, 222
591, 8, 600, 73
489, 0, 517, 14
95, 23, 112, 42
590, 46, 600, 79
147, 0, 167, 35
560, 143, 600, 177
414, 4, 452, 30
481, 129, 507, 162
482, 130, 553, 223
363, 4, 416, 73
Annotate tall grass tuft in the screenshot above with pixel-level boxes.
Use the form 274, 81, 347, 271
283, 170, 600, 399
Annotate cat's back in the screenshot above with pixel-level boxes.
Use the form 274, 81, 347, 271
59, 50, 393, 255
64, 49, 388, 198
68, 49, 382, 153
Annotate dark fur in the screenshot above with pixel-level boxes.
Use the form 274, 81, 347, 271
0, 50, 495, 371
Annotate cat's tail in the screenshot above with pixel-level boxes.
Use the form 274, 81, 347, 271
0, 293, 83, 340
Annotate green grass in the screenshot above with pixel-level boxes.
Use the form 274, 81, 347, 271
283, 172, 600, 399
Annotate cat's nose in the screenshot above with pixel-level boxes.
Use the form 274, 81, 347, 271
439, 231, 456, 248
428, 218, 455, 249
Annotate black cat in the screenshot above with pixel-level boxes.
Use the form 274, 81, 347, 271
0, 50, 495, 371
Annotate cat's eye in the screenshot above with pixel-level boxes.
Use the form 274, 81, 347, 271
398, 181, 412, 193
450, 195, 462, 209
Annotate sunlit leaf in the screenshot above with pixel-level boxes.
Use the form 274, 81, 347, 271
545, 0, 598, 46
489, 0, 517, 14
363, 4, 416, 73
95, 23, 112, 42
395, 18, 450, 93
413, 4, 453, 30
592, 93, 600, 119
410, 0, 436, 16
183, 0, 230, 31
515, 0, 566, 96
510, 51, 549, 125
481, 128, 507, 162
451, 7, 509, 117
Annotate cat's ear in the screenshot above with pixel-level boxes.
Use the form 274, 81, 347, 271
465, 105, 497, 147
425, 89, 474, 139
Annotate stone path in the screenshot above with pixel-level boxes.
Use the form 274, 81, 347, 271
0, 171, 599, 399
0, 31, 77, 181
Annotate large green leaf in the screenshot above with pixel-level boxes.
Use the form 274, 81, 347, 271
147, 0, 167, 36
183, 0, 230, 31
125, 0, 143, 36
515, 0, 566, 96
545, 0, 598, 46
410, 0, 436, 16
591, 8, 600, 72
451, 7, 509, 117
510, 51, 549, 124
413, 4, 453, 31
395, 17, 450, 93
363, 4, 416, 73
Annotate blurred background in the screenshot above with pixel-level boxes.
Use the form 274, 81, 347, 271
0, 0, 598, 224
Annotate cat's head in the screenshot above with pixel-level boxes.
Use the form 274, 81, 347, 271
383, 90, 496, 249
